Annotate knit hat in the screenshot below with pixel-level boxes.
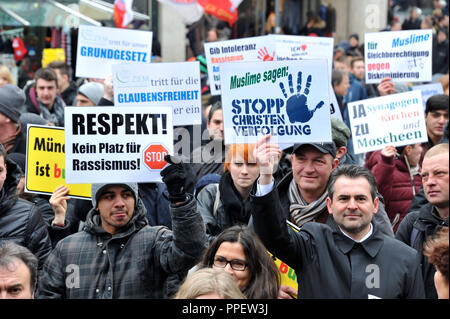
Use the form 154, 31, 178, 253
7, 152, 26, 174
91, 183, 138, 208
0, 84, 25, 123
331, 117, 351, 148
78, 82, 104, 106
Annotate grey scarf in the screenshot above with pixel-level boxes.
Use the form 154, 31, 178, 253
288, 179, 329, 227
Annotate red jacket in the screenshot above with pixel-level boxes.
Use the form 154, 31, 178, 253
365, 151, 422, 233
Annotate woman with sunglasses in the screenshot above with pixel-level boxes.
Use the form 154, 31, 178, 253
198, 225, 281, 299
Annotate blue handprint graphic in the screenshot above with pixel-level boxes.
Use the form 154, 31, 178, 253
280, 72, 325, 123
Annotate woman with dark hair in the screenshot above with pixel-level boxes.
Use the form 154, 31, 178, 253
199, 225, 281, 299
196, 144, 260, 244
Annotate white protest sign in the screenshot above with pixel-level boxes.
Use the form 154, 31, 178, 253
220, 60, 331, 145
204, 36, 274, 95
411, 82, 444, 111
76, 25, 152, 79
112, 62, 201, 126
348, 90, 428, 154
64, 106, 173, 183
364, 29, 432, 84
268, 34, 341, 121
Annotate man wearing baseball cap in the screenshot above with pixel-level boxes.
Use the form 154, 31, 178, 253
251, 136, 393, 236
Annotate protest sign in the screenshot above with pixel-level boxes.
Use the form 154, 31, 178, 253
76, 25, 152, 79
364, 29, 432, 84
411, 82, 444, 111
204, 36, 274, 95
64, 106, 173, 184
25, 125, 91, 199
41, 48, 66, 68
220, 60, 331, 145
348, 90, 428, 154
112, 62, 201, 126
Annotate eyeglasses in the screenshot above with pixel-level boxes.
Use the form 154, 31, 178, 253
213, 256, 248, 271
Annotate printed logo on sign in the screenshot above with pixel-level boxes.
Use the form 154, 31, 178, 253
143, 144, 169, 171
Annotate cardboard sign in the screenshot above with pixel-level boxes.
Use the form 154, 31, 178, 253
25, 125, 91, 199
411, 82, 444, 111
348, 90, 428, 154
204, 36, 274, 95
76, 25, 152, 79
64, 106, 173, 184
112, 62, 202, 126
220, 60, 331, 145
364, 29, 432, 84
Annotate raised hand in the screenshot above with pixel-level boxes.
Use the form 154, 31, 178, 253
279, 72, 324, 123
381, 145, 397, 158
160, 154, 187, 204
253, 134, 281, 185
49, 185, 70, 226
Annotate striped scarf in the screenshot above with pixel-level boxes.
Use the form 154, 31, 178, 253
288, 179, 329, 227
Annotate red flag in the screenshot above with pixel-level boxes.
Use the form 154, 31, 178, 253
197, 0, 239, 26
114, 0, 134, 28
12, 37, 27, 62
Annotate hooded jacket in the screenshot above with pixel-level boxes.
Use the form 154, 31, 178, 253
0, 159, 52, 270
366, 150, 422, 232
251, 184, 425, 299
36, 195, 206, 299
396, 203, 449, 299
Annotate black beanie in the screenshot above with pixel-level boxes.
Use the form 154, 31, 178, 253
0, 84, 25, 123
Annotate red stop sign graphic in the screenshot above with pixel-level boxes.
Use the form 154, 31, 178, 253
143, 144, 169, 170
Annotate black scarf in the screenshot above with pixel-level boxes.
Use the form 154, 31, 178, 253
218, 171, 253, 227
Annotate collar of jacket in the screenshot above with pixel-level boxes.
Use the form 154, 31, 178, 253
327, 216, 384, 258
414, 202, 449, 231
84, 198, 148, 238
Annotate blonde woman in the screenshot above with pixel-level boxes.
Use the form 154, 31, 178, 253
0, 65, 15, 87
174, 268, 245, 299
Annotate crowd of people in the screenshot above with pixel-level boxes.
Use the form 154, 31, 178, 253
0, 1, 449, 300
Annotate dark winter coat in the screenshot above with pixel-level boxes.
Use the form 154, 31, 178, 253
0, 159, 52, 270
396, 203, 449, 299
251, 185, 425, 299
36, 196, 206, 299
367, 151, 422, 232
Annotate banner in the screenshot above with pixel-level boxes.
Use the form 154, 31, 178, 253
64, 106, 173, 184
112, 62, 202, 126
204, 36, 274, 95
76, 25, 152, 79
348, 90, 428, 154
364, 29, 432, 84
25, 125, 91, 199
411, 82, 444, 111
220, 60, 331, 144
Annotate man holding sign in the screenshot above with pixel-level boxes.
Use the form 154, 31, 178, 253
37, 155, 206, 299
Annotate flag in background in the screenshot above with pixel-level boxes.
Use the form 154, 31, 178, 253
197, 0, 243, 26
114, 0, 134, 28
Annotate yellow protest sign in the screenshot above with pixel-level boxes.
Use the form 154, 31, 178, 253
267, 220, 301, 297
41, 48, 66, 68
25, 125, 91, 199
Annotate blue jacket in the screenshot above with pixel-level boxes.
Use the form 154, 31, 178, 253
344, 73, 367, 104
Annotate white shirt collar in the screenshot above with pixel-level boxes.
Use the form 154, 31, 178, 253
339, 223, 373, 243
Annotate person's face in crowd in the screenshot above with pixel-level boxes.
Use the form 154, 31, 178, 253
349, 36, 358, 48
351, 60, 365, 80
434, 269, 449, 299
208, 109, 224, 140
333, 74, 350, 96
229, 153, 259, 194
0, 76, 9, 87
291, 146, 338, 202
0, 113, 17, 149
421, 153, 449, 210
76, 94, 95, 107
0, 259, 34, 299
207, 29, 218, 42
405, 143, 423, 167
326, 176, 379, 239
213, 241, 250, 290
333, 61, 349, 72
97, 185, 135, 234
425, 109, 449, 142
0, 156, 6, 191
437, 30, 448, 44
35, 78, 57, 109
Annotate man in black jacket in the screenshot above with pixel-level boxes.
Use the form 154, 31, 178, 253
0, 144, 52, 271
250, 138, 424, 298
396, 143, 449, 298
